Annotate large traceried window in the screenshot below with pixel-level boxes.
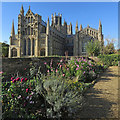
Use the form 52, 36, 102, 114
28, 38, 31, 55
82, 42, 87, 52
31, 28, 33, 35
31, 17, 33, 23
28, 26, 30, 35
28, 17, 30, 23
40, 48, 45, 56
32, 39, 35, 55
24, 39, 26, 55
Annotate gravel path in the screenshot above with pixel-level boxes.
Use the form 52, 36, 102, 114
77, 66, 119, 119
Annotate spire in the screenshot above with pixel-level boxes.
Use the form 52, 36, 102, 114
51, 13, 54, 26
46, 17, 50, 34
99, 19, 101, 27
11, 20, 15, 36
64, 19, 66, 26
80, 24, 83, 31
20, 4, 24, 15
98, 19, 102, 33
29, 5, 30, 10
87, 24, 89, 28
75, 21, 78, 33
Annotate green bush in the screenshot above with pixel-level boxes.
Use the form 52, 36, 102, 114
98, 54, 120, 66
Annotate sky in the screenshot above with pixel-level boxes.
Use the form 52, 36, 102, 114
1, 2, 119, 49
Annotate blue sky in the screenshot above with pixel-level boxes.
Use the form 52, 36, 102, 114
1, 2, 118, 48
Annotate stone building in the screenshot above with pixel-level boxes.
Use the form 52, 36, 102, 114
9, 5, 103, 58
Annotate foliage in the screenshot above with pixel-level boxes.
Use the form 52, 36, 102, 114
2, 75, 45, 119
0, 41, 9, 57
44, 57, 99, 83
85, 40, 101, 56
36, 70, 85, 118
103, 37, 115, 54
98, 54, 120, 66
2, 57, 105, 119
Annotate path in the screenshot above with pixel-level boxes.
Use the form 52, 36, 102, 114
77, 66, 119, 119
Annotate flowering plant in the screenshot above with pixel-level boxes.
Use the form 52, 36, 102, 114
2, 75, 44, 119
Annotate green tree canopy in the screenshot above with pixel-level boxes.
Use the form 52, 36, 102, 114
85, 40, 101, 56
0, 41, 9, 57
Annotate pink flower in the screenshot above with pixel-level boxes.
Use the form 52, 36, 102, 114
12, 79, 16, 83
47, 70, 49, 73
16, 77, 20, 81
51, 69, 53, 72
0, 71, 3, 74
77, 65, 79, 67
76, 68, 79, 70
26, 88, 29, 93
25, 78, 28, 81
11, 77, 14, 80
60, 65, 62, 68
12, 94, 14, 98
21, 78, 24, 82
67, 68, 69, 70
83, 71, 86, 74
44, 62, 47, 65
24, 102, 27, 107
63, 74, 65, 77
56, 69, 58, 72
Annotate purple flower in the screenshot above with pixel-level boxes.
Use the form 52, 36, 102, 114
83, 71, 86, 74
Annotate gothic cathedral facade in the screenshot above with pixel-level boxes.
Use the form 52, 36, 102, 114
9, 5, 104, 58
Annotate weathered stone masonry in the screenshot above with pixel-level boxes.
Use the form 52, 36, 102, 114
9, 5, 104, 58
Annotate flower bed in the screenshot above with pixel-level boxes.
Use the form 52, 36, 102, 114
2, 57, 105, 119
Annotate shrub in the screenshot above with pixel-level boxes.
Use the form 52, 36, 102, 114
35, 70, 85, 119
98, 54, 120, 66
2, 75, 45, 119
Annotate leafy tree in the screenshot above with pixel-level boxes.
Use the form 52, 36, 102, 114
1, 41, 9, 57
85, 40, 101, 56
103, 38, 115, 54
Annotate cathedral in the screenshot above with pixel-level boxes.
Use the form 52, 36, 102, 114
9, 5, 104, 58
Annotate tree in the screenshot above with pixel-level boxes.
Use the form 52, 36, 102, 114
103, 37, 115, 54
1, 41, 9, 57
85, 40, 101, 56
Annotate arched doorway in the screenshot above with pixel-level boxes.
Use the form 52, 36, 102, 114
11, 48, 17, 57
40, 48, 45, 56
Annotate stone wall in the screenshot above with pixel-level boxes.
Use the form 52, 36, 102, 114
2, 56, 94, 81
